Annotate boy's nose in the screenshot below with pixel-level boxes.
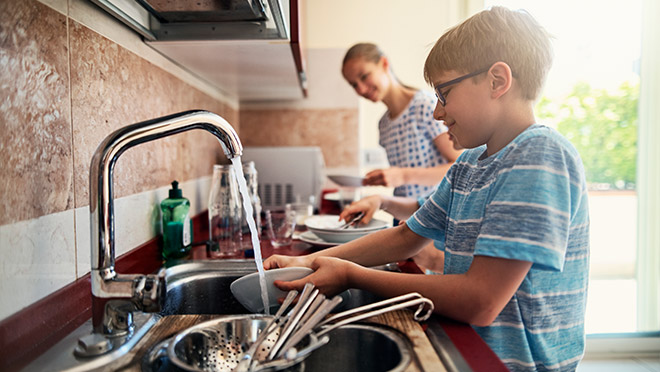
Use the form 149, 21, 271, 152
433, 102, 446, 121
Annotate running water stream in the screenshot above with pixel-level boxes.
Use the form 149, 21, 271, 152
231, 157, 270, 314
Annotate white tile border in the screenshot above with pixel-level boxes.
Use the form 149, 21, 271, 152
0, 176, 210, 321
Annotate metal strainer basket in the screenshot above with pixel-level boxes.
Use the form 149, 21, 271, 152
167, 314, 319, 372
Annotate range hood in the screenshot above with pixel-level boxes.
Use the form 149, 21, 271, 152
90, 0, 306, 101
90, 0, 289, 41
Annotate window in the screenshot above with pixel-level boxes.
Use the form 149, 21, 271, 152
482, 0, 659, 340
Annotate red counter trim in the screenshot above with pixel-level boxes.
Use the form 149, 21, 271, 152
440, 319, 509, 372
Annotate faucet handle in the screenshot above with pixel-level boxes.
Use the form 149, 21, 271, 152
134, 268, 167, 312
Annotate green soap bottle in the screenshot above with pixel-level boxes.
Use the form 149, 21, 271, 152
161, 180, 193, 260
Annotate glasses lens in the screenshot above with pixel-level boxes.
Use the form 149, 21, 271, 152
435, 88, 445, 106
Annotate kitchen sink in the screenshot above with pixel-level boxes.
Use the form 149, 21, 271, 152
161, 260, 395, 316
148, 260, 414, 371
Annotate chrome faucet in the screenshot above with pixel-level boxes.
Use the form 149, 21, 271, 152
76, 110, 243, 357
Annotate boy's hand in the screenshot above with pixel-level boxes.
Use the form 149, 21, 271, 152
263, 254, 313, 270
339, 195, 382, 224
273, 256, 357, 297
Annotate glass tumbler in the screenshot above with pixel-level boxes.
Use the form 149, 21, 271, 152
208, 164, 242, 257
266, 209, 297, 248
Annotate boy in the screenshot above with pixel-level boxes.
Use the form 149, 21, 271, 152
265, 6, 589, 371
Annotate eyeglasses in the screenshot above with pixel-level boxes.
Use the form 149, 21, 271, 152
433, 67, 490, 106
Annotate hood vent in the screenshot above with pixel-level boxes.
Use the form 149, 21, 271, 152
137, 0, 268, 23
90, 0, 289, 41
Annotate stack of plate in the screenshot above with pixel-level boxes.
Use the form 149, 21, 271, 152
303, 215, 389, 245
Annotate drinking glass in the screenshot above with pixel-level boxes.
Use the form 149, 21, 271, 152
208, 164, 242, 257
266, 209, 297, 248
286, 196, 314, 231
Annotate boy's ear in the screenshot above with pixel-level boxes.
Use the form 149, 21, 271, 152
488, 62, 512, 99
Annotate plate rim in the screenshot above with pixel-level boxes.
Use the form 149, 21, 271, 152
304, 214, 388, 233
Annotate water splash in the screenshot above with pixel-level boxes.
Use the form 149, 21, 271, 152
231, 157, 270, 314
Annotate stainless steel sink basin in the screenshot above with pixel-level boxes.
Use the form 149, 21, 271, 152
161, 260, 396, 315
303, 324, 413, 372
161, 260, 256, 315
141, 323, 413, 372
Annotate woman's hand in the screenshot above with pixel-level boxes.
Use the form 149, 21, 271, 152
263, 254, 314, 270
339, 195, 382, 224
273, 256, 359, 297
363, 167, 406, 188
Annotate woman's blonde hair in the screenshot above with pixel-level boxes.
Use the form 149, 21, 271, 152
424, 6, 553, 101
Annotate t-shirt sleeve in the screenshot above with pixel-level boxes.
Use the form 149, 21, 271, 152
474, 136, 583, 272
406, 175, 451, 244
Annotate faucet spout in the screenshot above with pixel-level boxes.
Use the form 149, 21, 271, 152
86, 110, 242, 341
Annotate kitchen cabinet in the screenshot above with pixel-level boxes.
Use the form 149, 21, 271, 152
90, 0, 307, 101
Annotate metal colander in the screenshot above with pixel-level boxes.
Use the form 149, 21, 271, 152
167, 315, 312, 372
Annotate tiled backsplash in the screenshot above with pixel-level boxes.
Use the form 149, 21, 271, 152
0, 0, 362, 323
240, 108, 359, 168
0, 0, 234, 321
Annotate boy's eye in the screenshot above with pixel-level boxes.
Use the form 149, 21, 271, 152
442, 88, 452, 98
360, 72, 370, 81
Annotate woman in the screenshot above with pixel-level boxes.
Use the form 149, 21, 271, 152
342, 43, 461, 198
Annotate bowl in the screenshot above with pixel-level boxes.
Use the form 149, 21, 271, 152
304, 215, 389, 243
230, 267, 313, 313
327, 174, 364, 187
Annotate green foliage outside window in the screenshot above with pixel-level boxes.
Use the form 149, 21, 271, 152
536, 81, 638, 189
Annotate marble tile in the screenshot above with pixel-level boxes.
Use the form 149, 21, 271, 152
0, 209, 76, 320
68, 21, 234, 208
239, 108, 359, 168
0, 0, 73, 225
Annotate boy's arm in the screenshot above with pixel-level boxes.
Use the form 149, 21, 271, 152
264, 223, 429, 269
274, 246, 531, 326
343, 254, 531, 326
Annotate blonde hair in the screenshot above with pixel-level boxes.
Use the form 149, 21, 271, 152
424, 6, 553, 101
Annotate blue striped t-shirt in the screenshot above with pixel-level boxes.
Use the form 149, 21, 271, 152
407, 124, 590, 372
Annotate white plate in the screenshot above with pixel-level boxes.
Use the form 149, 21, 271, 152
305, 215, 388, 233
230, 267, 313, 313
304, 215, 389, 244
298, 231, 338, 248
327, 174, 364, 187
